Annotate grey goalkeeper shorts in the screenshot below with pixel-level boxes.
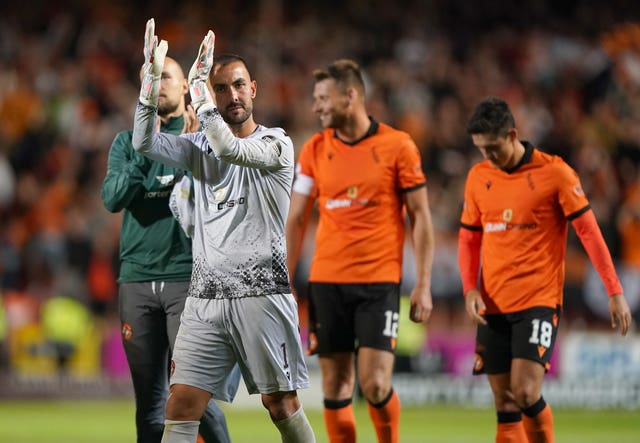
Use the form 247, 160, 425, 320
170, 293, 310, 402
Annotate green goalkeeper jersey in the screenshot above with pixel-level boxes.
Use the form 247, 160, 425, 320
101, 115, 192, 282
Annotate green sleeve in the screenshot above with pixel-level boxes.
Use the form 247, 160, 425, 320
101, 130, 149, 213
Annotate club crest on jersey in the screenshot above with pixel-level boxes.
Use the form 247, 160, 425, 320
156, 174, 175, 185
346, 186, 358, 198
527, 172, 535, 190
372, 146, 380, 163
214, 187, 228, 201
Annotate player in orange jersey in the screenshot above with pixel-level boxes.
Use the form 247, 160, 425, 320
458, 97, 632, 443
286, 59, 435, 443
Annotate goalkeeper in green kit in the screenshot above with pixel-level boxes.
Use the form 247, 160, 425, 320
101, 27, 239, 442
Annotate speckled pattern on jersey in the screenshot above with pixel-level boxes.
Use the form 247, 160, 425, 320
190, 241, 290, 299
133, 103, 295, 300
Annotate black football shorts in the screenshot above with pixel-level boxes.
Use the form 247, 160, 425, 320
473, 305, 561, 375
307, 282, 400, 355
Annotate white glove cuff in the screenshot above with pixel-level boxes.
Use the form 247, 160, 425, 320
139, 71, 161, 107
189, 80, 214, 113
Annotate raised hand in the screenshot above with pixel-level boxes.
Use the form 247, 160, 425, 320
188, 30, 216, 113
139, 18, 168, 107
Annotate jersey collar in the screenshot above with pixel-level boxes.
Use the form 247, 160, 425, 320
504, 140, 534, 173
161, 115, 186, 135
333, 117, 379, 146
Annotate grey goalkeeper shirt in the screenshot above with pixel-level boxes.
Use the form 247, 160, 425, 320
133, 104, 293, 299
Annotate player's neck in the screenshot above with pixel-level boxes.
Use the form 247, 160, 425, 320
159, 105, 186, 125
505, 140, 526, 170
336, 111, 371, 143
229, 119, 258, 138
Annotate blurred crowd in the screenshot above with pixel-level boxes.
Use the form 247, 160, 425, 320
1, 0, 640, 376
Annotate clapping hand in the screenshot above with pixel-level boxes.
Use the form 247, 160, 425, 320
188, 30, 216, 114
139, 18, 168, 107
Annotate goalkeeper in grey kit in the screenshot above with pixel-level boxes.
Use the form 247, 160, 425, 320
133, 19, 315, 443
101, 53, 235, 443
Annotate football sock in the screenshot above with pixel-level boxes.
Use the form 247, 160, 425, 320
161, 420, 199, 443
323, 398, 356, 443
367, 388, 400, 443
522, 396, 554, 443
496, 411, 527, 443
273, 406, 316, 443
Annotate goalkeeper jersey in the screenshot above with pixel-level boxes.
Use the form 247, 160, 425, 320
133, 105, 294, 299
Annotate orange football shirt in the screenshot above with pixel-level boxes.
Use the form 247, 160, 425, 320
296, 119, 426, 283
460, 143, 590, 313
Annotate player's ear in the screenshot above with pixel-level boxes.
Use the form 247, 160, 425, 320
346, 86, 358, 104
507, 127, 518, 141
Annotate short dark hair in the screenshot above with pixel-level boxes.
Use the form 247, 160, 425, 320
313, 59, 365, 94
466, 97, 515, 136
212, 53, 252, 80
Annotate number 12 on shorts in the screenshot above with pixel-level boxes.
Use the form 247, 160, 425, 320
383, 310, 399, 338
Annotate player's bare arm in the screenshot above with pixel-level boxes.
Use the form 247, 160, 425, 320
285, 191, 315, 294
404, 186, 434, 323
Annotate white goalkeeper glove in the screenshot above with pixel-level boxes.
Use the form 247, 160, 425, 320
139, 18, 168, 107
188, 30, 216, 114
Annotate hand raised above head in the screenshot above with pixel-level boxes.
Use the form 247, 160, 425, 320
188, 30, 216, 114
139, 18, 168, 107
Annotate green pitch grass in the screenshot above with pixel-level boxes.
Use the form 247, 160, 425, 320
0, 399, 637, 442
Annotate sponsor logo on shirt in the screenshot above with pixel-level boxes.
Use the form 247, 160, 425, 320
484, 222, 538, 233
144, 189, 172, 199
325, 198, 380, 209
325, 186, 379, 209
143, 174, 177, 199
217, 198, 246, 210
484, 208, 537, 233
213, 186, 246, 210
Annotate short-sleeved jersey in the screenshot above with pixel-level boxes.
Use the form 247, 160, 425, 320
460, 142, 590, 314
294, 119, 426, 283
